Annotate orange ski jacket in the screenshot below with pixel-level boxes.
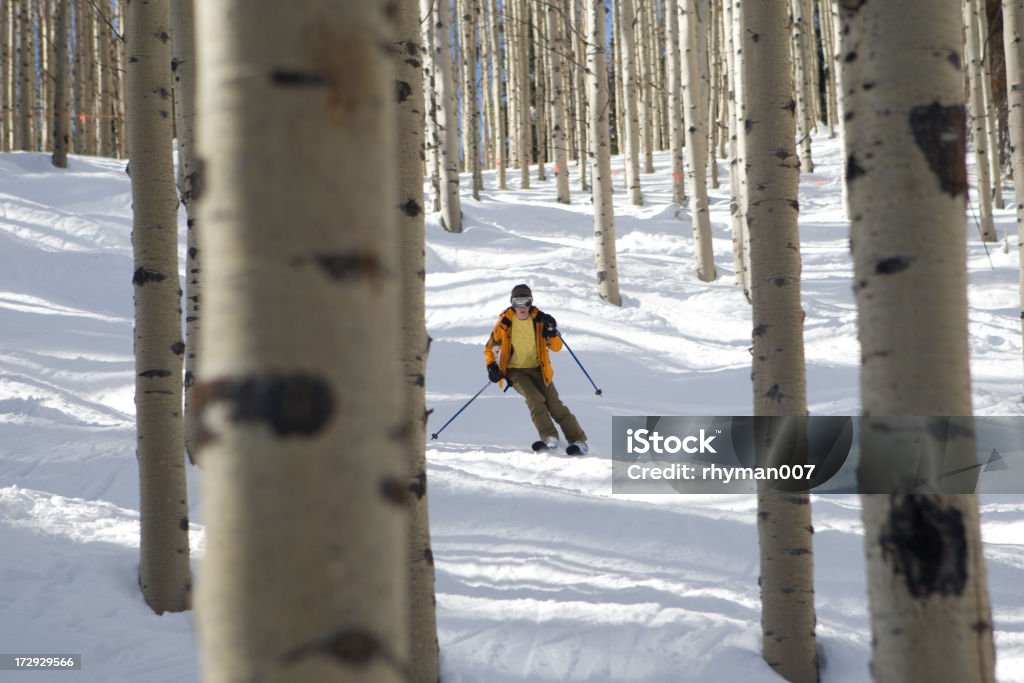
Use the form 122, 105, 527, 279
484, 307, 562, 387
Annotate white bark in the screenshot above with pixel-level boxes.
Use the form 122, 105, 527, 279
742, 2, 815, 680
587, 0, 621, 306
547, 0, 571, 204
435, 0, 463, 231
681, 0, 715, 282
667, 0, 685, 204
126, 0, 191, 614
618, 0, 642, 205
840, 3, 995, 678
194, 2, 409, 681
964, 0, 997, 241
1005, 0, 1024, 384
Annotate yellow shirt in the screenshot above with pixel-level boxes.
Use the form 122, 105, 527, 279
507, 315, 539, 368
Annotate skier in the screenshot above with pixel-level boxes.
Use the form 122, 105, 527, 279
484, 284, 589, 455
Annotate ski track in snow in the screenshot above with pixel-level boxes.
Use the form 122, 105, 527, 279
0, 137, 1023, 681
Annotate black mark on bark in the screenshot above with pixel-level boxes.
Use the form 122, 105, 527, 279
909, 102, 967, 197
880, 496, 968, 599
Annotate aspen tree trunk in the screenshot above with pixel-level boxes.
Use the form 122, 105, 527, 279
534, 5, 548, 182
126, 0, 191, 615
17, 0, 31, 150
51, 0, 69, 168
587, 0, 621, 306
727, 0, 750, 297
840, 3, 997, 681
83, 1, 97, 155
976, 3, 1003, 210
618, 0, 643, 205
965, 0, 997, 241
666, 0, 685, 205
459, 0, 482, 199
829, 0, 850, 218
505, 0, 520, 182
114, 0, 127, 158
194, 2, 409, 681
637, 0, 655, 173
743, 1, 816, 681
488, 0, 506, 188
99, 7, 115, 158
1005, 0, 1024, 381
547, 0, 571, 204
37, 0, 49, 152
681, 0, 715, 282
789, 0, 814, 172
480, 0, 494, 169
435, 0, 463, 231
394, 2, 441, 679
515, 0, 531, 188
420, 0, 442, 212
171, 0, 200, 464
1, 1, 9, 151
72, 0, 85, 153
574, 0, 589, 191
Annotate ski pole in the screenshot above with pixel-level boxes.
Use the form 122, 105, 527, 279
430, 380, 493, 440
557, 333, 603, 396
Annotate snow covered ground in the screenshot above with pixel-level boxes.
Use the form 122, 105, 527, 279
1, 135, 1022, 682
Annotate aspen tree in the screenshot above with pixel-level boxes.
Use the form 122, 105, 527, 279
1005, 0, 1024, 380
1, 1, 9, 151
98, 4, 115, 158
547, 0, 571, 204
964, 0, 997, 241
743, 1, 816, 681
840, 3, 996, 681
637, 0, 655, 173
534, 5, 548, 182
488, 0, 506, 189
51, 0, 69, 168
976, 2, 1004, 210
618, 0, 643, 205
420, 0, 442, 212
194, 1, 409, 681
395, 1, 441, 678
681, 0, 715, 282
587, 0, 621, 306
126, 0, 191, 614
17, 0, 31, 150
789, 0, 814, 172
171, 0, 200, 463
435, 0, 463, 231
459, 0, 482, 199
574, 0, 589, 191
666, 0, 684, 205
727, 0, 750, 297
480, 0, 495, 169
515, 0, 531, 188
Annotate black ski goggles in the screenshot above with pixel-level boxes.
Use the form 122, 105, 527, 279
510, 296, 533, 308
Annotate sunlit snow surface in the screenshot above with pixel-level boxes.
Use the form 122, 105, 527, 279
0, 136, 1022, 682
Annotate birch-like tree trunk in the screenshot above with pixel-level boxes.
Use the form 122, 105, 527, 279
126, 0, 191, 615
789, 0, 814, 173
681, 0, 715, 282
547, 0, 571, 204
51, 0, 69, 168
420, 0, 442, 212
394, 1, 441, 679
574, 0, 589, 191
459, 0, 482, 199
194, 2, 409, 681
17, 0, 31, 150
725, 0, 750, 297
1005, 0, 1024, 382
99, 7, 116, 158
1, 1, 10, 151
666, 0, 685, 205
171, 0, 201, 464
964, 0, 997, 241
488, 0, 506, 189
618, 0, 642, 205
840, 3, 996, 681
435, 0, 463, 231
742, 2, 816, 681
587, 0, 621, 306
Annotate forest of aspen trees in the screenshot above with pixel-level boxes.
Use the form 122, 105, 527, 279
2, 0, 1022, 682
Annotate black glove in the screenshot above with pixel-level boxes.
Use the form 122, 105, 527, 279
537, 313, 558, 338
487, 362, 504, 383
